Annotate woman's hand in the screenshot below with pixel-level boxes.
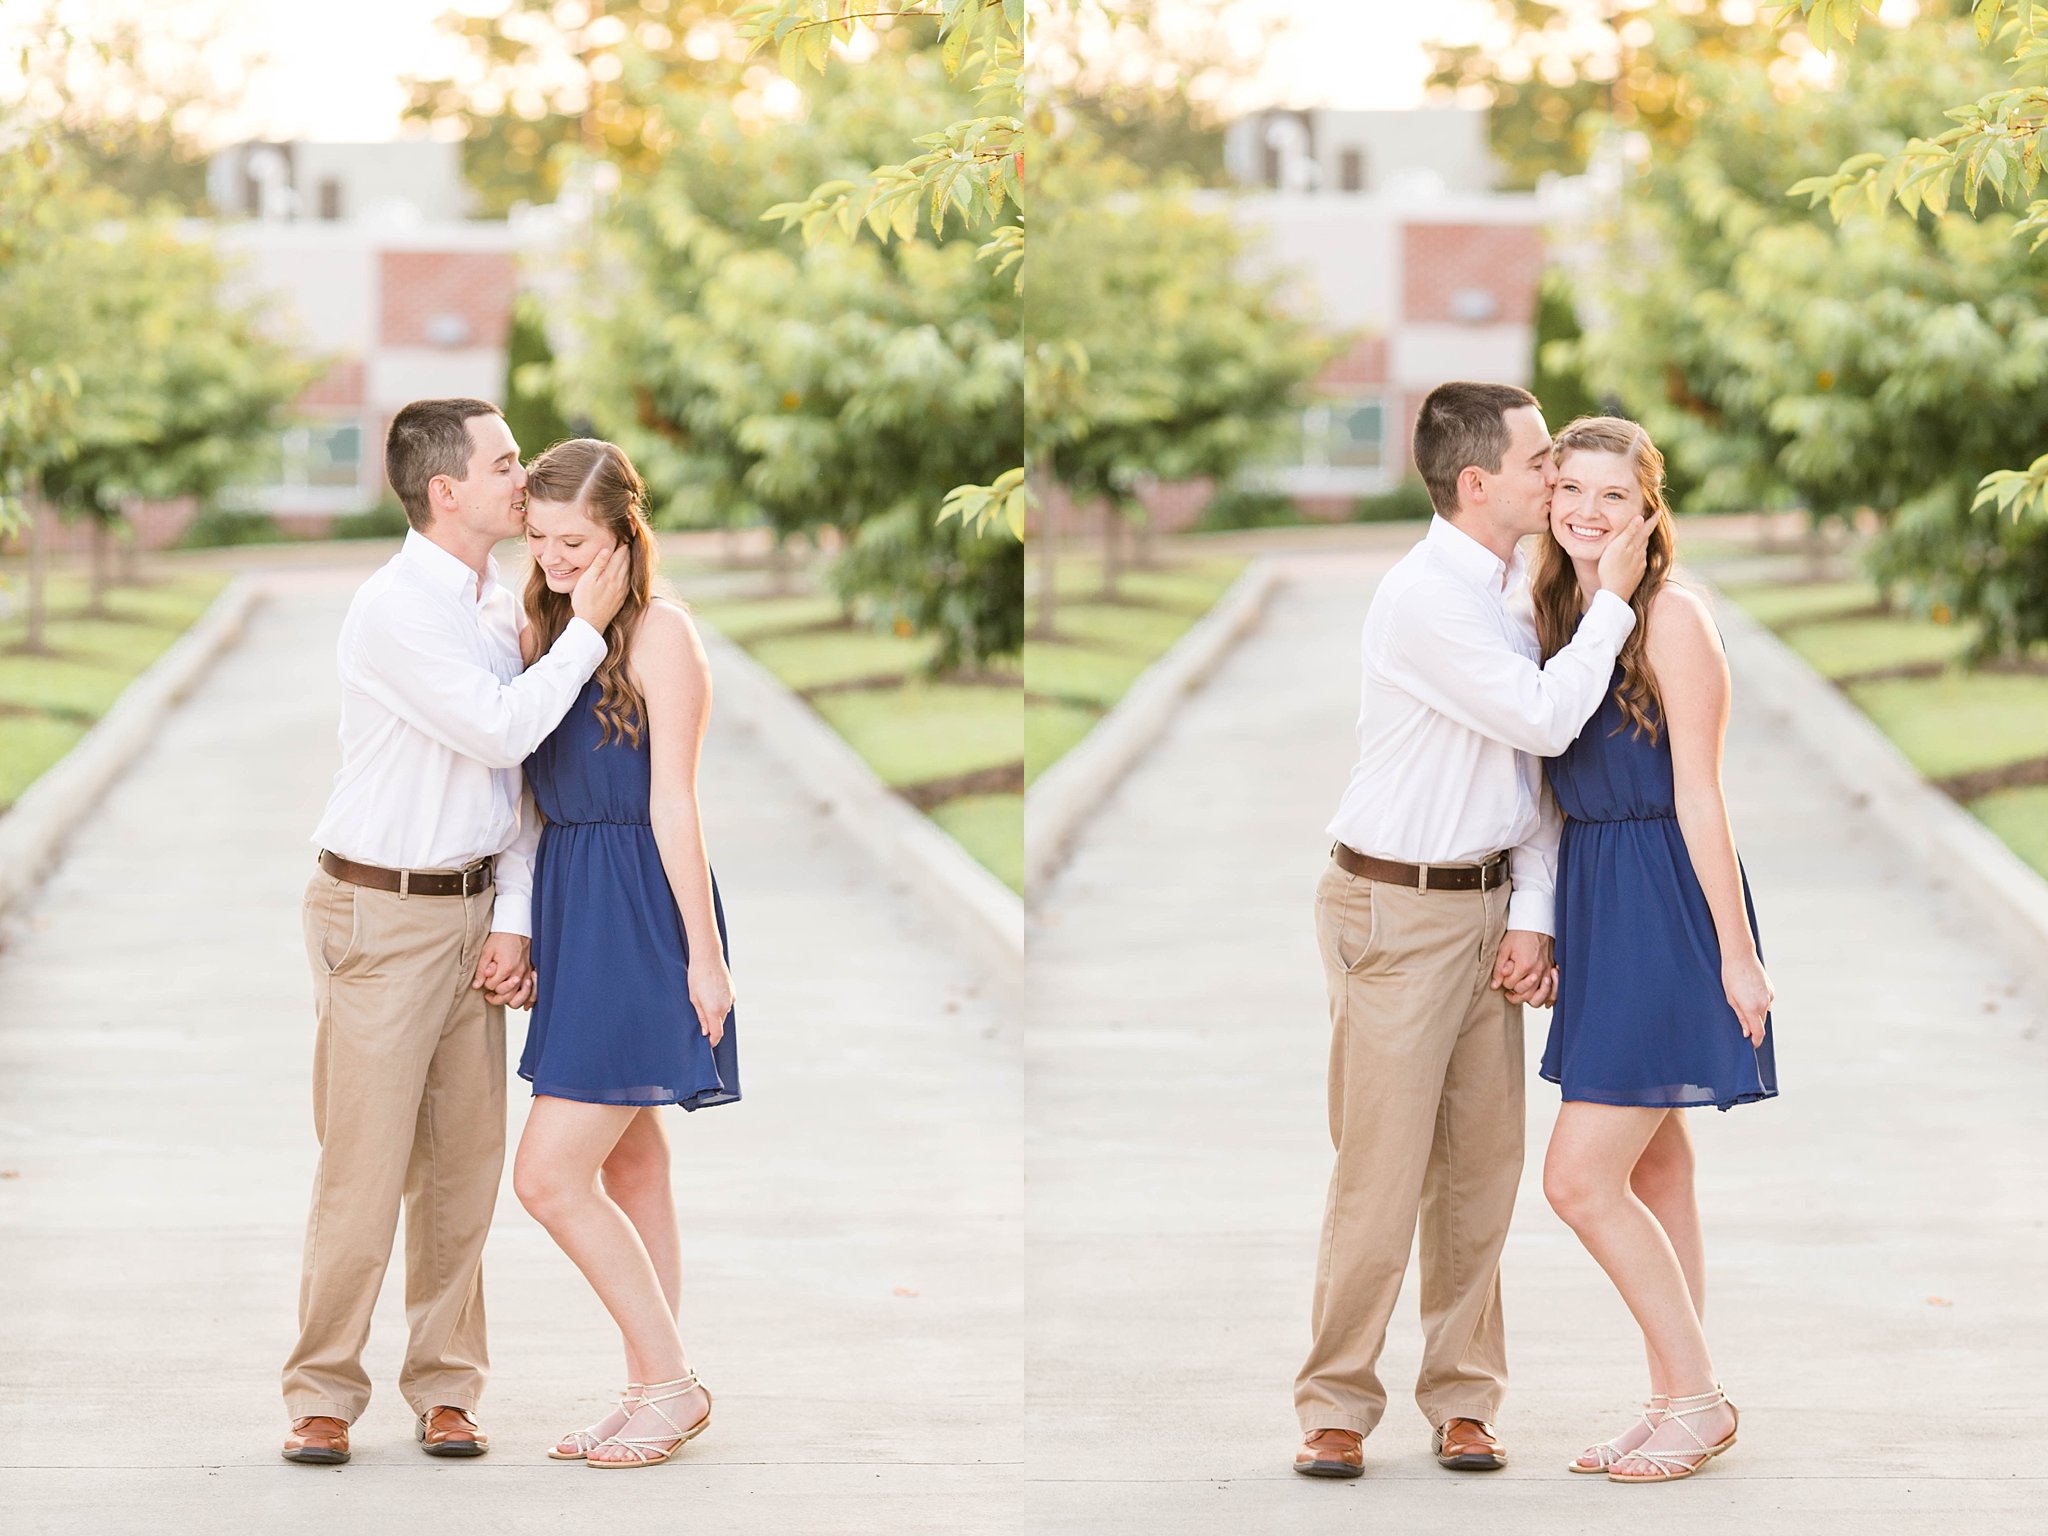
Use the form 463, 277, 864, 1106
689, 956, 735, 1048
1721, 951, 1773, 1046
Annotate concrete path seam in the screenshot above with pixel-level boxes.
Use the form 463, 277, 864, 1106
697, 624, 1023, 987
1025, 558, 1284, 899
1707, 579, 2048, 972
0, 575, 262, 927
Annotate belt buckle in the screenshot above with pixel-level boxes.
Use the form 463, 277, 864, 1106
1417, 863, 1431, 894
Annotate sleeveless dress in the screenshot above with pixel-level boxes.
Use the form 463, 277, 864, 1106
1540, 666, 1777, 1112
519, 676, 740, 1110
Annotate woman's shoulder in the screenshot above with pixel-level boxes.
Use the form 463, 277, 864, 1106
628, 597, 707, 673
1646, 581, 1720, 654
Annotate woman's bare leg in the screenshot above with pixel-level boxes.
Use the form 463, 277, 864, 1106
1546, 1102, 1734, 1473
515, 1097, 708, 1462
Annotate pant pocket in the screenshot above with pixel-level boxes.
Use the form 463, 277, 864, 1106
305, 880, 363, 977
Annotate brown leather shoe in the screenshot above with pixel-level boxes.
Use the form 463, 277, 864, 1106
417, 1405, 490, 1457
1293, 1426, 1365, 1478
283, 1415, 350, 1465
1434, 1417, 1506, 1471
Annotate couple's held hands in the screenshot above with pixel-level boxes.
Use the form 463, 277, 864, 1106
1492, 929, 1557, 1009
570, 544, 633, 632
474, 931, 535, 1009
1596, 511, 1654, 603
1722, 952, 1773, 1046
689, 957, 735, 1049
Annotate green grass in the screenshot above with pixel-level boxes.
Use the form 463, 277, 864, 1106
689, 581, 1021, 891
0, 569, 230, 810
812, 681, 1019, 788
1779, 616, 1977, 679
1719, 578, 1881, 629
1846, 672, 2048, 780
1026, 699, 1105, 785
747, 626, 937, 691
1972, 785, 2048, 882
928, 792, 1022, 893
1024, 640, 1156, 711
0, 714, 89, 806
1024, 550, 1248, 782
1721, 573, 2048, 881
685, 592, 843, 642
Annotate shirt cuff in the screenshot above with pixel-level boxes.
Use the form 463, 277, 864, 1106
557, 616, 608, 667
1583, 588, 1639, 643
1506, 888, 1554, 937
489, 890, 532, 938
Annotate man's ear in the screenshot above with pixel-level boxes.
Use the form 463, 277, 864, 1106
1456, 465, 1485, 507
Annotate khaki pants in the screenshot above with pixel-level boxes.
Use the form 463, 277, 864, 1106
1294, 858, 1524, 1437
281, 869, 506, 1424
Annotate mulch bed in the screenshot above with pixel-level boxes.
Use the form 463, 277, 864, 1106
1934, 756, 2048, 802
898, 761, 1026, 812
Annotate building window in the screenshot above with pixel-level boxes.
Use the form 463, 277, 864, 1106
250, 419, 364, 490
1298, 397, 1386, 470
1339, 147, 1365, 193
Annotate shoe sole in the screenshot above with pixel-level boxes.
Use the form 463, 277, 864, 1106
420, 1442, 487, 1457
1293, 1460, 1363, 1478
1437, 1453, 1506, 1471
282, 1448, 349, 1465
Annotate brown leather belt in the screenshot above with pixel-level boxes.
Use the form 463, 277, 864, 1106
319, 849, 494, 897
1332, 843, 1510, 892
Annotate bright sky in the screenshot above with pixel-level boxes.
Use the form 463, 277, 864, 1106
3, 0, 1504, 143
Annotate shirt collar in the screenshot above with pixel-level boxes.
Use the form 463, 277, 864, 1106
1426, 514, 1523, 597
402, 528, 498, 605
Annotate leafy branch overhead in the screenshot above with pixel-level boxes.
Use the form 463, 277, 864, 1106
733, 1, 1025, 540
1780, 0, 2048, 529
736, 1, 1023, 252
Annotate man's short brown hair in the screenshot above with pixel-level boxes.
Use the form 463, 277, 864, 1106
386, 398, 504, 531
1412, 382, 1540, 518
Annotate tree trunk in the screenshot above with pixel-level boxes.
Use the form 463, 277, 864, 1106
767, 531, 796, 597
86, 515, 110, 617
23, 493, 50, 653
1100, 497, 1123, 601
1030, 463, 1059, 641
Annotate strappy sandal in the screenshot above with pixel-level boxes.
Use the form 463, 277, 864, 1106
547, 1383, 643, 1461
1607, 1384, 1738, 1483
1567, 1395, 1667, 1473
586, 1372, 712, 1469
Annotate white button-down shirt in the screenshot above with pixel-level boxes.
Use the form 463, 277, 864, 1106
1326, 515, 1637, 935
310, 529, 607, 937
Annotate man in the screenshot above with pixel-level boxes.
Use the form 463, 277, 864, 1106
1292, 382, 1652, 1478
281, 398, 629, 1466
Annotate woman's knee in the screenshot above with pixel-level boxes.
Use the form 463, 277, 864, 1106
601, 1127, 671, 1204
1630, 1128, 1695, 1206
1543, 1156, 1613, 1227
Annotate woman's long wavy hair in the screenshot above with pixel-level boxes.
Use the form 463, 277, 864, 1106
522, 437, 655, 748
1530, 416, 1678, 744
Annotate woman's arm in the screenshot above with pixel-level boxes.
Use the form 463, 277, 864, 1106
1650, 585, 1772, 1044
634, 600, 734, 1045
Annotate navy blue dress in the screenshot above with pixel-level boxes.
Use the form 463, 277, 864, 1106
520, 676, 740, 1110
1541, 668, 1777, 1112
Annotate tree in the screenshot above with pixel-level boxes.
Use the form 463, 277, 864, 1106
544, 65, 1022, 669
1781, 0, 2048, 645
403, 1, 741, 216
1558, 10, 2048, 654
1026, 125, 1333, 620
2, 61, 310, 641
734, 1, 1025, 537
1424, 0, 1802, 189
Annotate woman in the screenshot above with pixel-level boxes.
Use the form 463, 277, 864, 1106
1530, 416, 1777, 1484
510, 437, 740, 1469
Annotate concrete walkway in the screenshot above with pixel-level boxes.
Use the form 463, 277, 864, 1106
1025, 545, 2048, 1534
0, 562, 1019, 1535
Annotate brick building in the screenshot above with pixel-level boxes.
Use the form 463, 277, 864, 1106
1046, 106, 1568, 534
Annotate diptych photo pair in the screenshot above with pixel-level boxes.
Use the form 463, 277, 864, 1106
3, 4, 2047, 1534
